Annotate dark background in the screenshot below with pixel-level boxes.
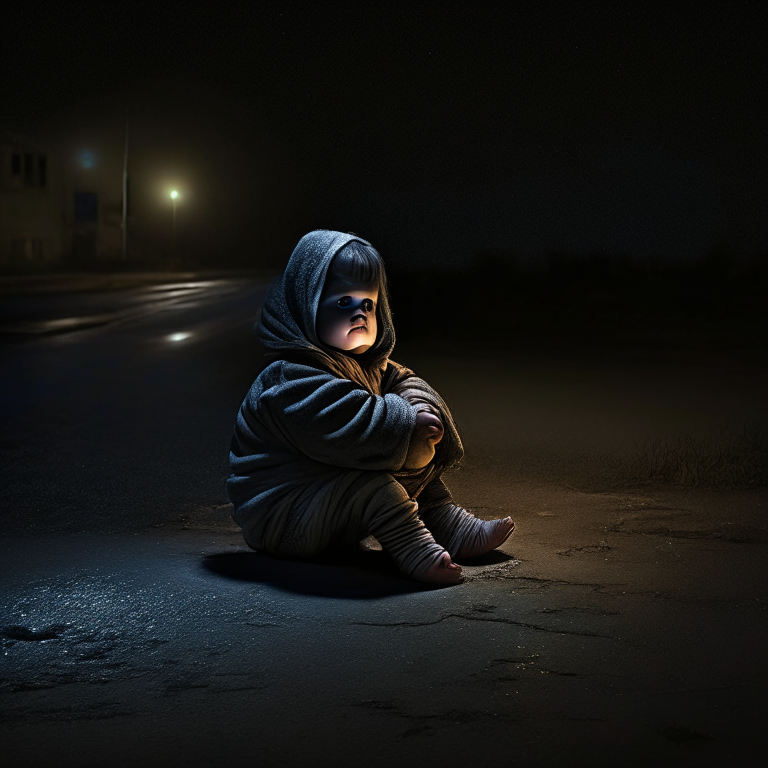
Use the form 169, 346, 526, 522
3, 3, 767, 267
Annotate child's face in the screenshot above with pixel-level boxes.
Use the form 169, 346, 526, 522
316, 269, 379, 355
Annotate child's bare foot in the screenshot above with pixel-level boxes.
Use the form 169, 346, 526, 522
455, 517, 515, 560
421, 552, 463, 585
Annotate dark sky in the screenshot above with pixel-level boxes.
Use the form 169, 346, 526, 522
3, 3, 766, 269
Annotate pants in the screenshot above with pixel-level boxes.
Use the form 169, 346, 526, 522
241, 468, 483, 580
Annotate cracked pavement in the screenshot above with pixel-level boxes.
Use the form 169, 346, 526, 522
1, 279, 767, 767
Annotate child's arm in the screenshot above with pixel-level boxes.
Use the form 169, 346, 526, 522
386, 367, 464, 470
247, 362, 417, 471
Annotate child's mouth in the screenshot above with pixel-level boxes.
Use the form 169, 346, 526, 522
349, 325, 367, 334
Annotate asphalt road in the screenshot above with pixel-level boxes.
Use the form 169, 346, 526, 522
0, 278, 267, 534
1, 278, 767, 767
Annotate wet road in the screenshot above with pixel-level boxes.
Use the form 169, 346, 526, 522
0, 278, 268, 534
2, 279, 767, 767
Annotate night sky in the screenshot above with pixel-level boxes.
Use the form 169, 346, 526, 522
3, 3, 766, 270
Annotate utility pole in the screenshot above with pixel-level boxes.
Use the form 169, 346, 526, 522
121, 117, 129, 260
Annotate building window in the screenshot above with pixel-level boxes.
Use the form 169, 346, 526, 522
24, 153, 34, 186
38, 155, 47, 187
12, 153, 21, 177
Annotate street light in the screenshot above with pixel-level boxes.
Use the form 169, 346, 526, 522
170, 189, 179, 261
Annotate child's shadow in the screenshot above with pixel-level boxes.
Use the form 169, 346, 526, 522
202, 547, 425, 598
202, 547, 515, 599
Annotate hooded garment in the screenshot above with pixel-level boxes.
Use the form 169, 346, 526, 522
227, 230, 467, 576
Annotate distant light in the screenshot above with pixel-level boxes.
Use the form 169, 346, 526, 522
77, 150, 96, 169
167, 332, 191, 342
170, 190, 179, 200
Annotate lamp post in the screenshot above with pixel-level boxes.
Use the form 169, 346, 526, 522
170, 189, 179, 262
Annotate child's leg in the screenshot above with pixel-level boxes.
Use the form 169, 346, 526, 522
417, 478, 515, 560
275, 470, 462, 584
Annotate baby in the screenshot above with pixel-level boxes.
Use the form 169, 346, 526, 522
227, 230, 514, 584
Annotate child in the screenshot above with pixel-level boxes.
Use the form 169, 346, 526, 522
227, 230, 514, 584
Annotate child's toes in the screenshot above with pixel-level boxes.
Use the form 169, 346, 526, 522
492, 517, 515, 549
421, 552, 463, 585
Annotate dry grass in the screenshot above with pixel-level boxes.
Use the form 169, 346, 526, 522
615, 425, 768, 489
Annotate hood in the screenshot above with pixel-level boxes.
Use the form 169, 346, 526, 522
256, 230, 396, 392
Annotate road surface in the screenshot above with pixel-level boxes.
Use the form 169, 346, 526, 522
1, 277, 767, 767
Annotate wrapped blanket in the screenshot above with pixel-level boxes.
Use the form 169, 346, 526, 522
228, 230, 483, 580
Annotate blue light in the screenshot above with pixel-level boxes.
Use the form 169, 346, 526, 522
77, 150, 96, 169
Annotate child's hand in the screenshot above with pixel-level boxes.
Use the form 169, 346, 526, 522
415, 410, 443, 444
402, 410, 443, 470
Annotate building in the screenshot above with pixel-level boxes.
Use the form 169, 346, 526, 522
0, 129, 63, 266
1, 125, 126, 269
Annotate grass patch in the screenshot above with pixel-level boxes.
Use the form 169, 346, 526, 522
615, 425, 768, 489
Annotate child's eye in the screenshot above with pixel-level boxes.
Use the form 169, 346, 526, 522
337, 297, 352, 308
361, 298, 374, 312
